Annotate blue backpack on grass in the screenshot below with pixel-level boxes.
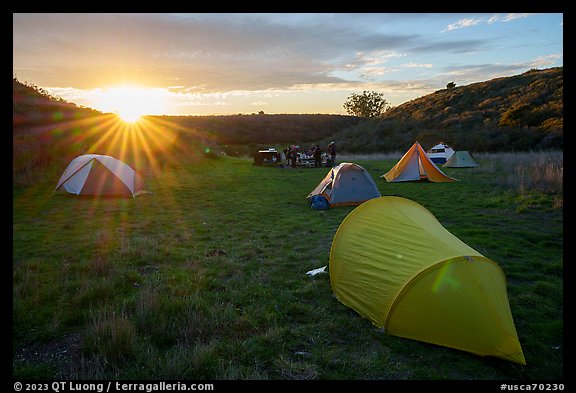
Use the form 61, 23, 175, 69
310, 195, 330, 210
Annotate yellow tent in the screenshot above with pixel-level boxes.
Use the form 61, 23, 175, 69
329, 196, 526, 364
383, 141, 457, 182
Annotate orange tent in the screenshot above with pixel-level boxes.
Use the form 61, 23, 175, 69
382, 142, 458, 182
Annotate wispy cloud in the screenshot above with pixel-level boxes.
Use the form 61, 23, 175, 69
526, 54, 563, 68
400, 63, 433, 69
442, 18, 482, 32
488, 13, 532, 24
442, 13, 534, 32
435, 54, 559, 87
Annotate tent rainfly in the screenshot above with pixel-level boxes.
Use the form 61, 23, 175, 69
54, 154, 145, 197
307, 162, 381, 208
443, 151, 480, 168
427, 142, 455, 164
382, 142, 458, 182
329, 196, 526, 364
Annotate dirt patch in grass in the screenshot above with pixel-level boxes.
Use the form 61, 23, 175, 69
14, 332, 84, 378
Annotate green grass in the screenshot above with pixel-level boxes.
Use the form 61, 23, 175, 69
13, 153, 563, 380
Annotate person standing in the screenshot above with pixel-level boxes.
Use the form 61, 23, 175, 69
313, 144, 322, 168
291, 145, 298, 168
328, 141, 336, 167
283, 146, 290, 166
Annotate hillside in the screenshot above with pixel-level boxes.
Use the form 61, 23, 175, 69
13, 79, 107, 176
329, 67, 563, 153
13, 78, 104, 139
386, 67, 563, 130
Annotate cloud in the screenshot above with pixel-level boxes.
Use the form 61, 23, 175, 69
442, 18, 482, 32
442, 13, 533, 32
13, 13, 490, 93
435, 55, 560, 87
526, 54, 563, 68
488, 13, 532, 24
410, 38, 487, 55
400, 63, 433, 69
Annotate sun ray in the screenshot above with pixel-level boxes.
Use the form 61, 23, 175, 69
93, 86, 168, 125
141, 116, 210, 163
130, 121, 161, 174
83, 115, 128, 154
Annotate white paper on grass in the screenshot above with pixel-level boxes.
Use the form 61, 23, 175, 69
306, 265, 327, 276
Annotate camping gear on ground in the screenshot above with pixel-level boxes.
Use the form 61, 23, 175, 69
329, 196, 526, 364
54, 154, 146, 197
382, 142, 458, 182
254, 148, 282, 166
426, 142, 455, 164
306, 265, 327, 276
443, 150, 480, 168
307, 162, 381, 208
310, 195, 330, 210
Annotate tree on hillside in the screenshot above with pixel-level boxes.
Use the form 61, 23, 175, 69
446, 82, 456, 89
343, 90, 390, 118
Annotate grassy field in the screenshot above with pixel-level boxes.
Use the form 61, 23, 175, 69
13, 151, 563, 381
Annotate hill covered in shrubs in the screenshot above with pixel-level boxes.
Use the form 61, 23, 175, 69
329, 67, 563, 153
13, 78, 106, 176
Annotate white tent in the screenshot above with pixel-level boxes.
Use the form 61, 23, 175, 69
427, 142, 455, 164
54, 154, 145, 197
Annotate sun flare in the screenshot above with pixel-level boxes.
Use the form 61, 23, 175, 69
117, 110, 143, 123
94, 85, 167, 122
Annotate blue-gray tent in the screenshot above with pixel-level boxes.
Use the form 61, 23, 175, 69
307, 162, 381, 208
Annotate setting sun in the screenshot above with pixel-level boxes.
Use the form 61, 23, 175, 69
117, 111, 143, 123
92, 85, 168, 122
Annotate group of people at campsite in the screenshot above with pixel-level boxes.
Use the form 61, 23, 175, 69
283, 141, 337, 168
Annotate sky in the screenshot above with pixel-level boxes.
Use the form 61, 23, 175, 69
13, 13, 563, 117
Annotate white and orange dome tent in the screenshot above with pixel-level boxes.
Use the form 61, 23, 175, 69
382, 141, 457, 182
